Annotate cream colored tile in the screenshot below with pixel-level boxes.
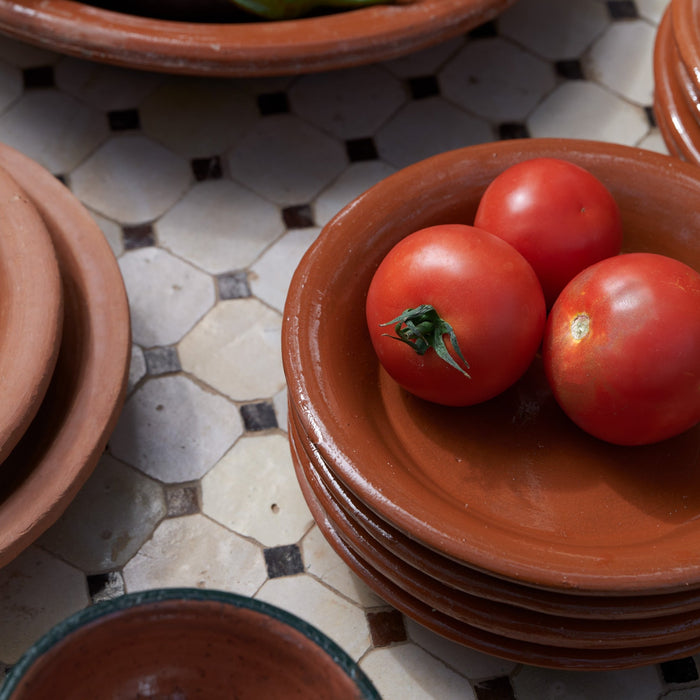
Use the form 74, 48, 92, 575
179, 298, 285, 402
89, 209, 124, 257
256, 574, 371, 660
383, 37, 465, 78
122, 514, 266, 594
202, 434, 312, 546
0, 547, 88, 663
157, 179, 284, 275
127, 344, 147, 395
109, 375, 243, 483
0, 60, 22, 112
39, 454, 166, 573
0, 35, 59, 68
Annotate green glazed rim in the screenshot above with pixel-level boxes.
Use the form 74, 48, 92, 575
0, 587, 381, 700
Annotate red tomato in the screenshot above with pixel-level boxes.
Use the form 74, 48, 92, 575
474, 158, 623, 308
365, 224, 546, 406
543, 253, 700, 446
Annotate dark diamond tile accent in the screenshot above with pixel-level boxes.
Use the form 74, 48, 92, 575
87, 571, 125, 603
108, 108, 141, 131
498, 122, 530, 140
55, 173, 69, 186
468, 20, 498, 39
165, 484, 200, 517
408, 75, 440, 100
123, 223, 156, 249
23, 65, 54, 88
241, 401, 278, 431
264, 544, 304, 578
607, 0, 638, 19
191, 155, 223, 181
144, 346, 181, 375
660, 657, 699, 684
217, 270, 251, 299
282, 204, 315, 228
556, 59, 585, 80
645, 105, 657, 127
345, 137, 379, 162
474, 676, 517, 700
257, 91, 290, 115
367, 609, 406, 647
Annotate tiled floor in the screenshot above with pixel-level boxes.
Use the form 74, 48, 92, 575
0, 0, 697, 698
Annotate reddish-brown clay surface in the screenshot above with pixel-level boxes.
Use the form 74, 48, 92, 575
282, 138, 700, 597
0, 0, 518, 76
0, 144, 130, 568
0, 168, 62, 469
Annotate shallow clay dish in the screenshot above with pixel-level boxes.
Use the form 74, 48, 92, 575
0, 0, 518, 77
0, 167, 62, 467
671, 0, 700, 94
289, 401, 700, 623
289, 423, 700, 670
0, 143, 130, 568
283, 138, 700, 596
0, 588, 380, 700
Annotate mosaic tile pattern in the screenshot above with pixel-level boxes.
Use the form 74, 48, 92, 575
0, 2, 693, 698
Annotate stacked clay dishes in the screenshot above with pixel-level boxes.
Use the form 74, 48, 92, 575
0, 143, 130, 568
282, 138, 700, 670
654, 0, 700, 164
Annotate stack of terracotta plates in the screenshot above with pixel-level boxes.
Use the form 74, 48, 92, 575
0, 143, 130, 569
282, 139, 700, 671
654, 0, 700, 164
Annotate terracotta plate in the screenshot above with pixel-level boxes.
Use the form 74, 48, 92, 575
0, 168, 62, 467
289, 419, 700, 670
290, 411, 700, 651
0, 588, 379, 699
0, 0, 518, 77
671, 0, 700, 95
0, 143, 130, 568
289, 399, 700, 622
283, 138, 700, 595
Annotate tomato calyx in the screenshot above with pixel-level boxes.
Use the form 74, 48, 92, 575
379, 304, 471, 378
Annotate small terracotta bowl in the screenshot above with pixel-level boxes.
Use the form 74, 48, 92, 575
0, 589, 380, 700
0, 0, 518, 76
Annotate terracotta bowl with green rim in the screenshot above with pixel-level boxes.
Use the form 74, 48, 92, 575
0, 588, 380, 700
0, 143, 130, 568
282, 138, 700, 597
0, 0, 518, 77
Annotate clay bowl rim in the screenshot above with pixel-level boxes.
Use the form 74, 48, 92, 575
282, 137, 700, 595
0, 142, 130, 567
0, 0, 517, 77
671, 0, 700, 95
289, 422, 700, 671
0, 588, 381, 700
0, 167, 63, 466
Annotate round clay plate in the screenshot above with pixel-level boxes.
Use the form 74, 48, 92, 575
654, 6, 700, 163
0, 167, 62, 467
0, 0, 517, 77
283, 138, 700, 596
289, 410, 700, 652
671, 0, 700, 95
288, 400, 700, 623
0, 588, 380, 700
289, 421, 700, 670
0, 143, 130, 567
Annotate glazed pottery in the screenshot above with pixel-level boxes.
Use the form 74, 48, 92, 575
0, 0, 518, 76
289, 420, 700, 670
0, 167, 63, 467
654, 0, 700, 164
0, 588, 380, 700
0, 143, 130, 568
282, 138, 700, 596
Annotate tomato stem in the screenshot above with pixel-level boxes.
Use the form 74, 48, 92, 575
380, 304, 471, 378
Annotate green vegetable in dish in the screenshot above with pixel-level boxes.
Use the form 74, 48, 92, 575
229, 0, 394, 20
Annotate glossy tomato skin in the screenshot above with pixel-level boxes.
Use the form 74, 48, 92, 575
543, 253, 700, 445
365, 224, 546, 406
474, 158, 623, 308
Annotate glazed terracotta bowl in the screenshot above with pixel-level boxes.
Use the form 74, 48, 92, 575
282, 138, 700, 597
0, 0, 518, 76
0, 589, 380, 700
0, 167, 63, 468
0, 143, 130, 568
